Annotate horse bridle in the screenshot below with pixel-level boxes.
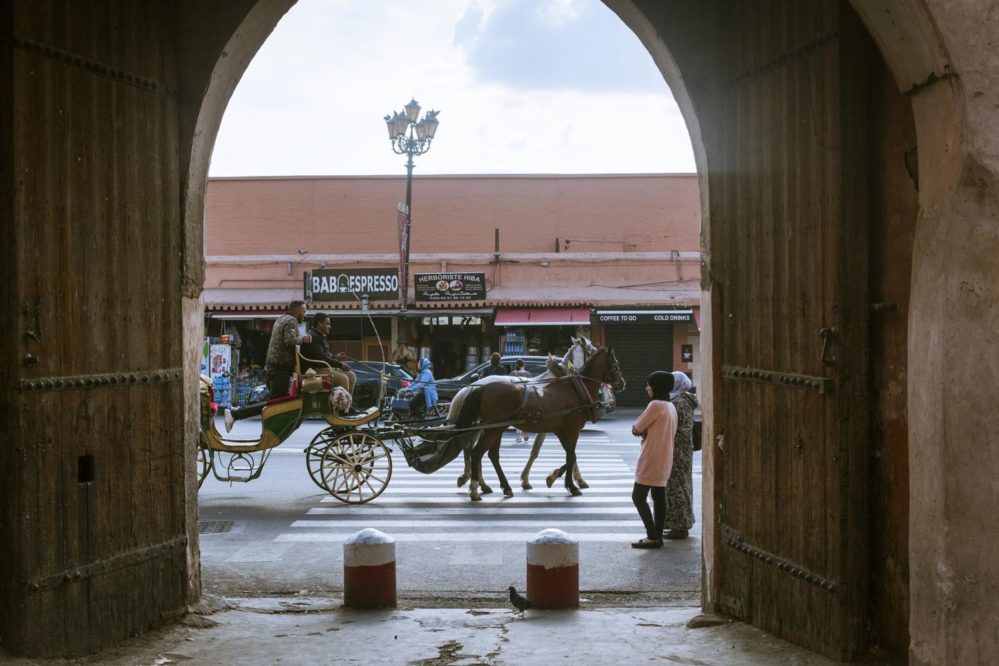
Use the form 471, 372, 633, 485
606, 354, 626, 391
575, 348, 626, 392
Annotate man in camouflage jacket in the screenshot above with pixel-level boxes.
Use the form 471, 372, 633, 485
225, 300, 312, 430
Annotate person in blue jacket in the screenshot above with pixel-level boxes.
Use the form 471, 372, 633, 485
411, 357, 439, 414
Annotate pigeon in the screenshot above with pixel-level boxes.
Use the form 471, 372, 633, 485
508, 586, 536, 613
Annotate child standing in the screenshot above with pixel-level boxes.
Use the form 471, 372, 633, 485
630, 371, 678, 549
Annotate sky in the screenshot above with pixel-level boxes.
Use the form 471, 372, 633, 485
209, 0, 696, 177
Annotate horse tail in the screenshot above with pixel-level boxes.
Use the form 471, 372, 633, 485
451, 386, 484, 430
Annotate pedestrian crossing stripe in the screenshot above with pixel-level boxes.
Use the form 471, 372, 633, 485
305, 506, 638, 515
318, 495, 636, 504
373, 478, 632, 487
274, 533, 648, 543
291, 520, 630, 528
320, 487, 627, 495
384, 470, 633, 479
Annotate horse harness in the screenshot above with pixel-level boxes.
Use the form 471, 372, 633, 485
568, 375, 599, 424
512, 374, 598, 425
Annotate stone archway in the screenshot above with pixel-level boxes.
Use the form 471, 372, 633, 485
4, 1, 997, 662
188, 0, 999, 657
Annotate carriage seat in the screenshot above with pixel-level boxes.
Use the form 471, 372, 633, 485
324, 405, 380, 426
263, 378, 302, 407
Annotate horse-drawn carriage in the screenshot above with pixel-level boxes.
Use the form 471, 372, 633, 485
197, 340, 625, 504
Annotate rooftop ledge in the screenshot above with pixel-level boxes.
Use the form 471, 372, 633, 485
205, 251, 701, 265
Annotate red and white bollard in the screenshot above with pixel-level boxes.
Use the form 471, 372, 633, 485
343, 528, 396, 609
526, 528, 579, 609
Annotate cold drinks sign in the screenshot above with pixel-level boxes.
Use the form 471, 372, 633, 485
305, 268, 400, 302
595, 310, 694, 324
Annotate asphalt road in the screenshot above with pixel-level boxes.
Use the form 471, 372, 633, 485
198, 408, 702, 606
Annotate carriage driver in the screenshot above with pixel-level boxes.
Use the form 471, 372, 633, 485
301, 312, 356, 396
224, 299, 313, 431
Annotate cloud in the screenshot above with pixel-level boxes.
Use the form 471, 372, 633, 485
208, 0, 695, 177
454, 0, 666, 94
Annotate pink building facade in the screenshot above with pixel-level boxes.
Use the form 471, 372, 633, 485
205, 174, 701, 406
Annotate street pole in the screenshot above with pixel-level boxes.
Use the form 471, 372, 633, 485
384, 100, 439, 347
401, 152, 414, 315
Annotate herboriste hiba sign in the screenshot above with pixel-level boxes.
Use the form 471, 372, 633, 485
414, 272, 486, 302
305, 268, 400, 302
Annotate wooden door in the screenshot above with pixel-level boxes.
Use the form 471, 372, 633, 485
713, 1, 870, 659
3, 1, 187, 655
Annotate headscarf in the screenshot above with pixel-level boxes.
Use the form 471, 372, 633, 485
414, 357, 438, 405
670, 371, 692, 399
647, 371, 674, 401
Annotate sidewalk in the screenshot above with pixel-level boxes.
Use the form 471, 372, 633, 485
2, 597, 837, 665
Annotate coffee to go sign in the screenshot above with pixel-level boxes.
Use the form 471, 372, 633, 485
595, 310, 694, 324
305, 268, 400, 302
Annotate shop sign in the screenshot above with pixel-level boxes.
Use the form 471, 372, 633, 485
305, 268, 400, 302
596, 310, 694, 324
415, 272, 486, 302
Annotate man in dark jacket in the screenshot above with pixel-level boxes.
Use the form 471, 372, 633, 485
481, 352, 509, 377
301, 312, 356, 395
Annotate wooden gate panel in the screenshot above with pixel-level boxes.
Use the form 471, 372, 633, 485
7, 0, 186, 655
715, 0, 869, 658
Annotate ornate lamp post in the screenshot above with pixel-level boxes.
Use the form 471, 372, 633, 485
384, 98, 440, 337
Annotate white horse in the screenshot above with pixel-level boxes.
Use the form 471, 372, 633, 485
455, 336, 598, 493
519, 336, 598, 490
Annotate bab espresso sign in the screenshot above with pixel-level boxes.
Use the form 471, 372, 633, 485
305, 268, 400, 302
415, 272, 486, 302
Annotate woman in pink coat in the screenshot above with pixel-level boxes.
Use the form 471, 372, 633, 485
630, 371, 678, 548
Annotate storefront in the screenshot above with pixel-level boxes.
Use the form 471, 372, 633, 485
411, 272, 491, 378
592, 309, 698, 407
494, 308, 592, 357
202, 312, 282, 408
411, 310, 492, 378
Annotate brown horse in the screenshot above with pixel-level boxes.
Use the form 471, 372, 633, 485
450, 347, 626, 501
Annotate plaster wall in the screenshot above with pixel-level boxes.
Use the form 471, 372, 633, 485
205, 175, 700, 256
857, 1, 999, 661
906, 81, 999, 665
613, 0, 999, 661
204, 253, 700, 295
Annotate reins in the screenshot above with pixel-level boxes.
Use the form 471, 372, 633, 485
400, 400, 613, 436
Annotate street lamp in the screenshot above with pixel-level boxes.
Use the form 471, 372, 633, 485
383, 98, 440, 336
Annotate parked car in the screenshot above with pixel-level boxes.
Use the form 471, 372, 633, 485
435, 355, 551, 402
345, 361, 413, 409
244, 361, 413, 411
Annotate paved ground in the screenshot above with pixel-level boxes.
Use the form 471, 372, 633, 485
1, 411, 847, 664
198, 409, 701, 603
1, 601, 839, 665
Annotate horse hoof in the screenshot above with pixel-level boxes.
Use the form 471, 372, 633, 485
545, 476, 555, 488
457, 476, 467, 487
470, 495, 482, 502
481, 486, 494, 495
578, 481, 590, 489
521, 482, 533, 490
503, 487, 514, 497
569, 487, 583, 497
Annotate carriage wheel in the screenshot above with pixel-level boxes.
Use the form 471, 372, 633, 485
306, 428, 350, 492
197, 434, 211, 489
321, 431, 393, 504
